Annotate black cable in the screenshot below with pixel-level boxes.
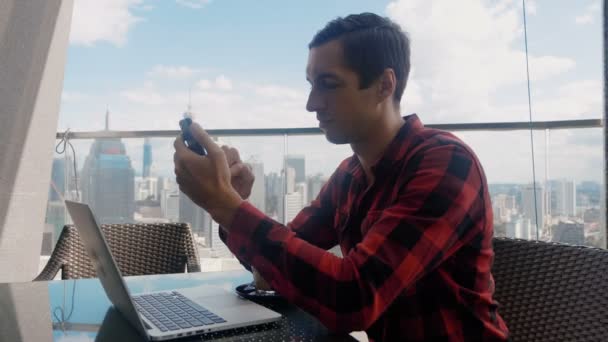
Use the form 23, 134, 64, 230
522, 0, 540, 240
55, 129, 80, 200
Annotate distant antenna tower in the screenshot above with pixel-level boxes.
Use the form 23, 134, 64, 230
105, 106, 110, 130
183, 86, 193, 119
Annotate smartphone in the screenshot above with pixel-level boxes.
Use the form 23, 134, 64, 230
179, 117, 207, 156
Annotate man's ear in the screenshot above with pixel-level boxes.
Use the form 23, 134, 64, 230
377, 68, 397, 103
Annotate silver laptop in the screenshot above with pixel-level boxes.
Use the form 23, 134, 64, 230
65, 200, 282, 341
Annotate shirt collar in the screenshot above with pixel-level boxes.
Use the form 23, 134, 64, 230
348, 114, 425, 177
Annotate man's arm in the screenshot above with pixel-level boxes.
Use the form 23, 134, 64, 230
218, 169, 341, 268
222, 144, 488, 332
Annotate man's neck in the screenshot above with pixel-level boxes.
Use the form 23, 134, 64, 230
351, 113, 405, 184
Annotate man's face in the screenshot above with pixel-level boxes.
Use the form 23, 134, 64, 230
306, 40, 379, 144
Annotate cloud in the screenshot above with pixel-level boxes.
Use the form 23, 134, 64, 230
575, 15, 594, 25
70, 0, 144, 46
215, 75, 233, 91
254, 85, 306, 101
196, 75, 233, 91
61, 91, 91, 102
386, 0, 576, 123
175, 0, 212, 9
533, 80, 603, 120
575, 1, 601, 25
121, 82, 168, 106
147, 65, 202, 79
524, 0, 538, 16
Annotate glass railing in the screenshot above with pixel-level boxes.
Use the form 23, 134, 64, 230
40, 119, 606, 275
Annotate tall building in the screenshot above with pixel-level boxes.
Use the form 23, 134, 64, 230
285, 191, 303, 223
45, 200, 66, 246
49, 158, 65, 201
505, 215, 534, 240
492, 194, 516, 224
285, 155, 305, 183
265, 172, 283, 222
135, 176, 159, 201
286, 167, 296, 193
552, 221, 585, 245
210, 221, 233, 258
522, 185, 545, 236
142, 137, 152, 178
552, 180, 577, 217
248, 159, 266, 213
80, 111, 135, 223
307, 174, 326, 204
179, 192, 211, 242
161, 191, 180, 222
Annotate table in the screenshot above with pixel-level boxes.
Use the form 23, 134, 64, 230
0, 270, 359, 341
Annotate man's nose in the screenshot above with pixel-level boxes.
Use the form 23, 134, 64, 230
306, 89, 324, 113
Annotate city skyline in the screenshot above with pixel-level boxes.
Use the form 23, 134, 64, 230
46, 135, 605, 255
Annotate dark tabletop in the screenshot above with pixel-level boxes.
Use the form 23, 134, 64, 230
0, 270, 358, 342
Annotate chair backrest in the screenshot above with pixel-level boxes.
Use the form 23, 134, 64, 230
492, 237, 608, 342
35, 222, 201, 281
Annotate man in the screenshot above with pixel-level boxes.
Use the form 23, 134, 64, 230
174, 12, 509, 341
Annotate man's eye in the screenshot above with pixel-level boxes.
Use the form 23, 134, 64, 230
319, 80, 339, 89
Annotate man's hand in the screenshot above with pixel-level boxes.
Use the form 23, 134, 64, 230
221, 145, 255, 200
173, 123, 243, 228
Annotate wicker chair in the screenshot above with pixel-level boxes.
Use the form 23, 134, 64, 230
492, 237, 608, 342
35, 222, 201, 281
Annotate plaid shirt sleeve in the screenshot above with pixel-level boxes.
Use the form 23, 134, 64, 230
219, 171, 341, 268
224, 143, 487, 333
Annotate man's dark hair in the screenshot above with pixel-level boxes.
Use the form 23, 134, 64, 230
309, 13, 410, 105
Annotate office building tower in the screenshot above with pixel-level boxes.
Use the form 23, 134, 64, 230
248, 159, 266, 213
210, 221, 233, 258
161, 190, 180, 222
45, 200, 66, 246
143, 137, 152, 178
265, 172, 283, 222
522, 185, 545, 234
49, 158, 65, 201
286, 167, 296, 194
179, 191, 211, 242
552, 180, 577, 217
135, 176, 159, 201
80, 111, 135, 223
285, 155, 305, 183
552, 221, 585, 245
285, 191, 303, 223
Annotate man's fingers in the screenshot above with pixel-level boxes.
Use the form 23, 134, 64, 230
230, 163, 255, 182
189, 122, 221, 155
173, 136, 196, 159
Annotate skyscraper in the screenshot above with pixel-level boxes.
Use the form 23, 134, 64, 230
285, 155, 305, 183
286, 167, 296, 194
143, 137, 152, 178
285, 191, 303, 223
81, 111, 135, 223
179, 192, 211, 242
522, 185, 545, 236
265, 172, 283, 222
552, 221, 585, 245
552, 180, 577, 217
49, 158, 65, 201
161, 191, 180, 222
248, 159, 266, 213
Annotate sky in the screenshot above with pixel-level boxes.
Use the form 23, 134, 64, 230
56, 0, 604, 184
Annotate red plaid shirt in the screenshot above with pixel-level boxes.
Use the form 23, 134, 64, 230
222, 114, 509, 341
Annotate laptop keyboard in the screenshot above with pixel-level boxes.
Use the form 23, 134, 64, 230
133, 291, 226, 332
